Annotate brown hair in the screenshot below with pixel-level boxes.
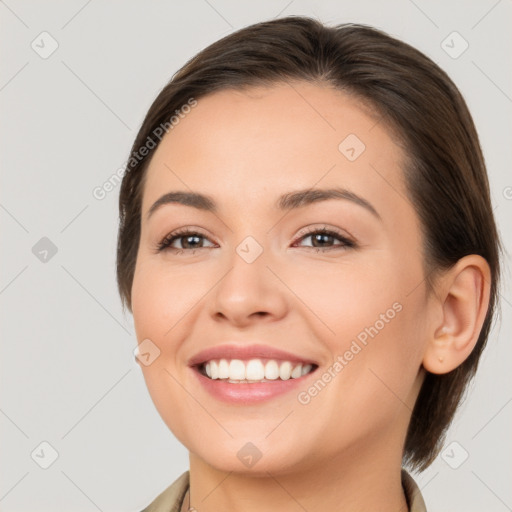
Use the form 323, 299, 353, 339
116, 15, 502, 471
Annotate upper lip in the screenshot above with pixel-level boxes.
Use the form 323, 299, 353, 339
188, 344, 319, 367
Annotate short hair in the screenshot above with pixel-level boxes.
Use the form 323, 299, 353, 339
116, 15, 502, 472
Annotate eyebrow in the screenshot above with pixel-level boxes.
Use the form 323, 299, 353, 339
146, 187, 381, 221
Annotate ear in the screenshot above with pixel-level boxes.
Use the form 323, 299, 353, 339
134, 344, 142, 367
422, 255, 491, 375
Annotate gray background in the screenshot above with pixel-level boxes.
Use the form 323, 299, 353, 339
1, 1, 511, 511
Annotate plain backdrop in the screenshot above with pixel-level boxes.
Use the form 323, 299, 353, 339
1, 1, 511, 511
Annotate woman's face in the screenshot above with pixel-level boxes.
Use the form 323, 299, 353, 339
131, 82, 433, 475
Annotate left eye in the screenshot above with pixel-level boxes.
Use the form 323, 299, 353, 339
293, 229, 354, 251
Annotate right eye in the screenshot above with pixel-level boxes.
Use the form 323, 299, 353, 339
155, 228, 216, 253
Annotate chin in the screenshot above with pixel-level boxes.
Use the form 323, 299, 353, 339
188, 435, 312, 476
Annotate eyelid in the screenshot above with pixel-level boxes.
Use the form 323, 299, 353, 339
292, 224, 355, 243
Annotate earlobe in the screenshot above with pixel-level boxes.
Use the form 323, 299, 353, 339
422, 255, 491, 375
134, 344, 142, 367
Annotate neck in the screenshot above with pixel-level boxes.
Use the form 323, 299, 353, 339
186, 436, 409, 512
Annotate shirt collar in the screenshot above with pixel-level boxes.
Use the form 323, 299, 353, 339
141, 468, 428, 511
402, 468, 428, 512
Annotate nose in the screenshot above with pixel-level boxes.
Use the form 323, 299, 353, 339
209, 243, 288, 328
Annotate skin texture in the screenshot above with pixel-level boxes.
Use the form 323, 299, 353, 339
131, 81, 490, 512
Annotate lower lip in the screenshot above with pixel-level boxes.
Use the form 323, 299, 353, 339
191, 367, 316, 404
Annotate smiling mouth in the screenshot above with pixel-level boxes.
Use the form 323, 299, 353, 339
196, 358, 318, 383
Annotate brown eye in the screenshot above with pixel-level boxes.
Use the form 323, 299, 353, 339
294, 228, 355, 251
156, 228, 215, 252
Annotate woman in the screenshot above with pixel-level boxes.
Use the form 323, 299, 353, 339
117, 16, 502, 512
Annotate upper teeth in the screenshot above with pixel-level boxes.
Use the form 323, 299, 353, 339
203, 359, 313, 382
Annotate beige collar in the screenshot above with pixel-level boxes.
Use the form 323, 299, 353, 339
141, 468, 427, 512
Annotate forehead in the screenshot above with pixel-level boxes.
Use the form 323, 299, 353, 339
141, 81, 409, 217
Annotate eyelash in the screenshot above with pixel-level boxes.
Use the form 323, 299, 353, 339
154, 225, 356, 254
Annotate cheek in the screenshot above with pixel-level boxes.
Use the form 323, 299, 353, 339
295, 256, 426, 400
131, 258, 199, 340
334, 288, 427, 419
131, 260, 199, 442
288, 258, 402, 339
131, 261, 185, 390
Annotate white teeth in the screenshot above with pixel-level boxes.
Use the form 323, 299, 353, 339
279, 361, 292, 380
210, 360, 219, 379
229, 359, 246, 380
246, 359, 265, 380
201, 358, 315, 382
218, 359, 229, 379
264, 360, 279, 380
301, 364, 312, 376
291, 364, 302, 379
